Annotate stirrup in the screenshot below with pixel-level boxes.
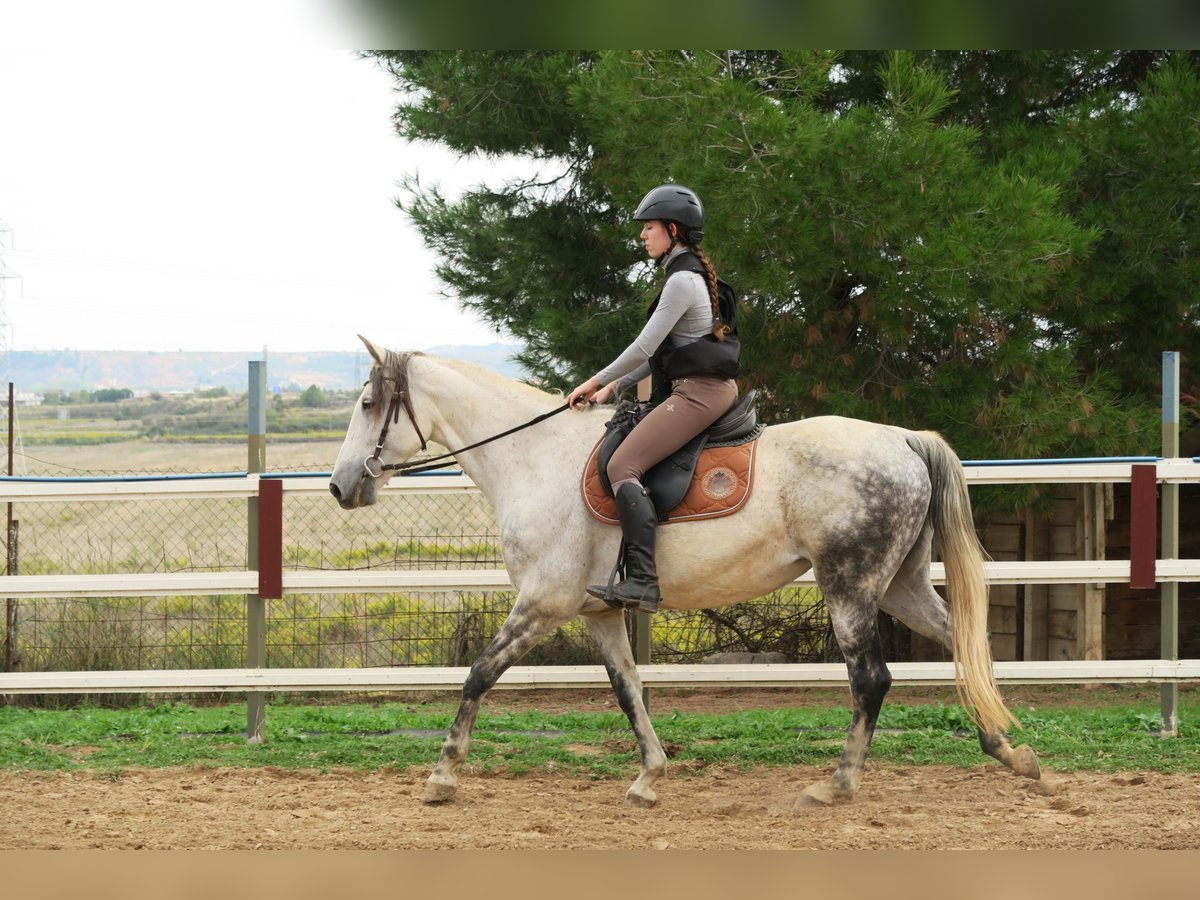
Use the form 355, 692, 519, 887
585, 543, 661, 613
586, 583, 659, 613
586, 550, 628, 610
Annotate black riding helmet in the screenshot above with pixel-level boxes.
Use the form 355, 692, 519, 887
633, 184, 704, 245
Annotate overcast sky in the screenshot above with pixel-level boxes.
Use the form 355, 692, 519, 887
0, 1, 536, 356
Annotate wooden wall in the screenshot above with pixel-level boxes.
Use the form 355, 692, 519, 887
980, 512, 1022, 662
902, 482, 1198, 663
1104, 483, 1200, 660
975, 486, 1109, 662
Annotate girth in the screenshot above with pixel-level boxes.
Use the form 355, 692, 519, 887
596, 390, 761, 517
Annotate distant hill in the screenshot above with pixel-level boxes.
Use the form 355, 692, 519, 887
5, 344, 528, 393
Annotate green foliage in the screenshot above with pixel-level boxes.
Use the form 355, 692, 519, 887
22, 431, 135, 446
11, 592, 605, 675
374, 51, 1200, 511
40, 389, 99, 405
13, 590, 835, 681
654, 589, 834, 663
324, 539, 502, 569
297, 384, 328, 408
14, 597, 249, 679
22, 389, 355, 443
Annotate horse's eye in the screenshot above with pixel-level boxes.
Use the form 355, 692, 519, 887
362, 396, 374, 410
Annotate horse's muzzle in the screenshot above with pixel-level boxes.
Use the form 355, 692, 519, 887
328, 480, 353, 508
328, 468, 379, 511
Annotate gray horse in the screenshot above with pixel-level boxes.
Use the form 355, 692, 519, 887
329, 338, 1041, 810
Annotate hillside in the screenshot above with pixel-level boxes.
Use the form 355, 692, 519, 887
4, 344, 527, 392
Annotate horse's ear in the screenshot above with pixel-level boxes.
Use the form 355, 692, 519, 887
358, 334, 385, 365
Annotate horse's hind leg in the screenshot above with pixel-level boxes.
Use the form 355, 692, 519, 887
880, 546, 1041, 781
423, 596, 567, 803
797, 592, 892, 809
582, 609, 667, 807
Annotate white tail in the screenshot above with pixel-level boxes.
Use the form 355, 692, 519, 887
908, 431, 1018, 734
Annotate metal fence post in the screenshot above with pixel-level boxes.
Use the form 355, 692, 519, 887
4, 383, 16, 675
4, 521, 16, 674
1160, 351, 1180, 738
246, 361, 267, 743
633, 377, 652, 713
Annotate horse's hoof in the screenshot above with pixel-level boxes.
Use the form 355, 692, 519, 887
422, 773, 458, 803
1010, 743, 1041, 780
624, 786, 658, 808
794, 780, 850, 810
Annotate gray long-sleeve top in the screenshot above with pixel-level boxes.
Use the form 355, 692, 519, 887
595, 246, 713, 391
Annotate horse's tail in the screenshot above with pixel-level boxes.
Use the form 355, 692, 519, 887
906, 431, 1019, 735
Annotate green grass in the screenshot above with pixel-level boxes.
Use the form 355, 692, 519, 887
1, 697, 1196, 777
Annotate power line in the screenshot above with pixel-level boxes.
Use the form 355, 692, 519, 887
6, 246, 405, 292
0, 218, 26, 475
1, 218, 17, 373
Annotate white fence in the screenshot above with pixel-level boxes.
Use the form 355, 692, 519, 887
1, 459, 1198, 696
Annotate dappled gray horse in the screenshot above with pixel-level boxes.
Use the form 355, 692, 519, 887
329, 337, 1041, 810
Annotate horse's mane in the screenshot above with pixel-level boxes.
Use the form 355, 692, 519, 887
370, 349, 558, 408
433, 355, 557, 404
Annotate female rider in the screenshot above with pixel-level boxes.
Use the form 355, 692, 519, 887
566, 184, 739, 613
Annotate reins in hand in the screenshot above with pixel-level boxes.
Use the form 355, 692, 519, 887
364, 400, 573, 478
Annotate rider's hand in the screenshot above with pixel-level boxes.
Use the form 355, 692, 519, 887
567, 377, 601, 411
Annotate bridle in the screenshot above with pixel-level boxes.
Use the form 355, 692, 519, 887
363, 360, 428, 478
362, 352, 573, 479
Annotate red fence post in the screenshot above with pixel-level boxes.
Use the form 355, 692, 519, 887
1129, 463, 1158, 590
257, 478, 283, 600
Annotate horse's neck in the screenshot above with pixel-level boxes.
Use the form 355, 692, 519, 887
414, 357, 588, 506
416, 357, 552, 450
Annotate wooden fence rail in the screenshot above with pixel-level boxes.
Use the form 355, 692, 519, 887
3, 659, 1199, 695
1, 460, 1198, 706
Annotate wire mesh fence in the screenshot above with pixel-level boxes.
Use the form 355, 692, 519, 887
3, 459, 834, 678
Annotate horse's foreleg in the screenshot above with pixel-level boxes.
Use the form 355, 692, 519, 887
798, 600, 891, 810
583, 609, 667, 808
881, 569, 1041, 781
423, 601, 564, 804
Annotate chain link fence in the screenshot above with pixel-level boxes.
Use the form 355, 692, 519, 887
3, 454, 833, 681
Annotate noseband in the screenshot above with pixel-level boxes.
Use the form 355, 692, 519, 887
362, 352, 572, 479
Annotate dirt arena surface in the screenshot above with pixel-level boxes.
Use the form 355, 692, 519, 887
3, 686, 1196, 850
1, 761, 1196, 850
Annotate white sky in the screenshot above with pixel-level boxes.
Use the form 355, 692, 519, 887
0, 1, 537, 354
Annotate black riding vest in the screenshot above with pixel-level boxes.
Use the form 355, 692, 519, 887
647, 251, 741, 402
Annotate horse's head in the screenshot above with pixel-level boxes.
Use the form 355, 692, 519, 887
329, 335, 430, 509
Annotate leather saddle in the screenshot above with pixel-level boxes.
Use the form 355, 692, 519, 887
596, 389, 762, 516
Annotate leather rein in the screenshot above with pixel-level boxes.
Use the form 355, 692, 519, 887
362, 353, 572, 479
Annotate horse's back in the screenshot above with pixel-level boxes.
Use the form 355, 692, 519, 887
762, 415, 929, 481
753, 416, 934, 575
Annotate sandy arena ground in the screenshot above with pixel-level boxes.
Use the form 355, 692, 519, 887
1, 762, 1197, 850
2, 687, 1197, 850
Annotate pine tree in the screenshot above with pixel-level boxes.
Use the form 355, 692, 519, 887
372, 50, 1199, 478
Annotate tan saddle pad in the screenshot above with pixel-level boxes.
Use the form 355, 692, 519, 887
581, 435, 761, 525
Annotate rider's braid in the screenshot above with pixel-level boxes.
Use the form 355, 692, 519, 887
689, 245, 729, 342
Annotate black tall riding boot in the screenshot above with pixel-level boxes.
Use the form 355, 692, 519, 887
587, 482, 661, 613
